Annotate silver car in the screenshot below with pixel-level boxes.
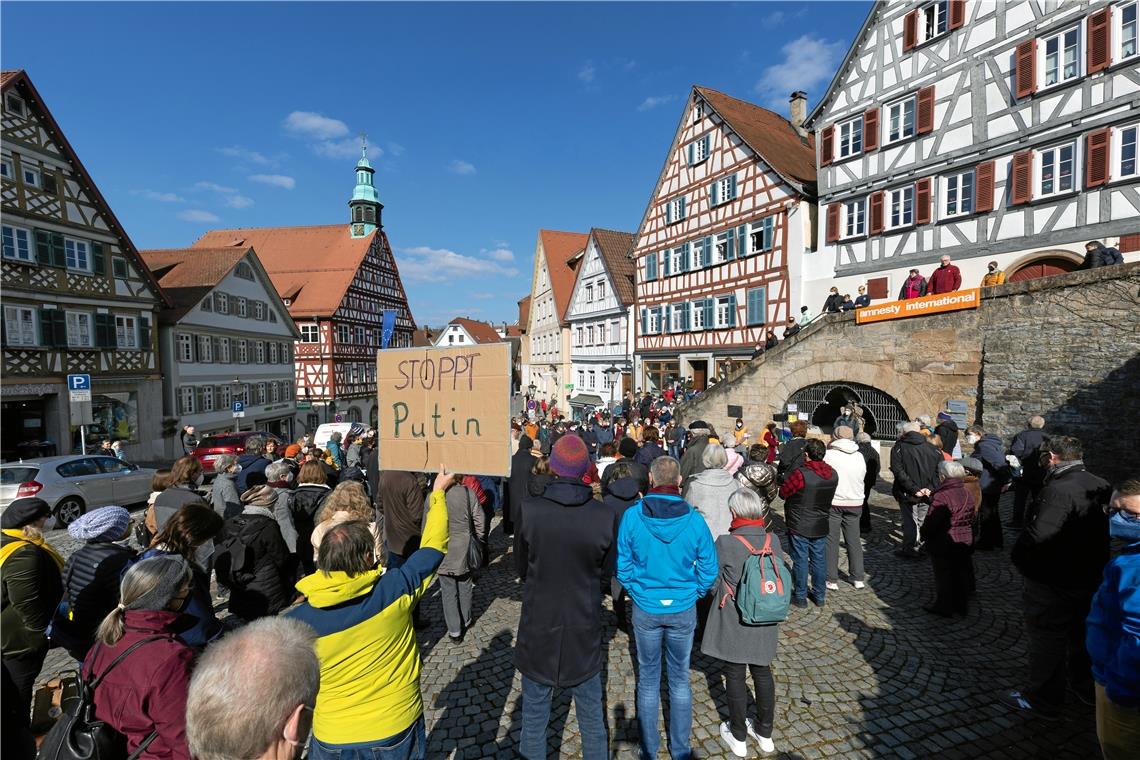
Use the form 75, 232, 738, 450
0, 455, 156, 526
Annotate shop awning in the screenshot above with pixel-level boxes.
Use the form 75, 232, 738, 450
569, 394, 606, 407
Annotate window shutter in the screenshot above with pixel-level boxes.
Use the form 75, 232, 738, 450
1087, 8, 1111, 74
91, 242, 105, 275
975, 161, 996, 212
138, 315, 151, 349
50, 233, 66, 268
680, 243, 690, 272
679, 196, 687, 219
662, 248, 672, 277
826, 204, 841, 243
727, 295, 737, 328
1015, 38, 1037, 99
641, 308, 648, 335
869, 192, 885, 234
679, 302, 690, 331
866, 277, 889, 300
764, 218, 774, 251
665, 202, 673, 225
702, 237, 713, 267
726, 232, 736, 260
729, 174, 738, 201
915, 178, 933, 225
916, 86, 936, 135
94, 313, 114, 348
1010, 150, 1033, 205
747, 288, 766, 326
51, 310, 67, 347
821, 125, 834, 165
663, 305, 672, 333
709, 181, 719, 207
949, 0, 966, 30
903, 9, 918, 52
41, 172, 58, 195
736, 225, 747, 257
863, 108, 880, 151
703, 299, 714, 329
35, 229, 54, 267
1085, 128, 1111, 188
0, 314, 7, 347
39, 309, 55, 346
687, 143, 695, 165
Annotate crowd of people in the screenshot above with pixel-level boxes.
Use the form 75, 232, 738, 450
1, 394, 1136, 759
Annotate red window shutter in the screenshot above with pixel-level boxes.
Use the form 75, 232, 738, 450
949, 0, 966, 30
1010, 151, 1033, 205
863, 107, 880, 151
1085, 128, 1111, 188
915, 178, 933, 225
866, 277, 889, 300
1087, 8, 1112, 74
903, 10, 918, 52
821, 125, 835, 166
1120, 234, 1140, 252
869, 192, 885, 235
974, 161, 996, 212
916, 86, 936, 135
826, 204, 841, 243
1015, 39, 1037, 99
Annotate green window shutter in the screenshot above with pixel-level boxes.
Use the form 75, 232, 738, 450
663, 305, 672, 333
138, 315, 151, 349
680, 243, 689, 272
737, 225, 747, 256
679, 196, 687, 219
747, 288, 767, 326
50, 310, 67, 346
726, 232, 736, 260
91, 241, 105, 275
687, 143, 695, 165
39, 308, 54, 346
678, 302, 689, 331
703, 298, 714, 328
710, 181, 719, 207
35, 230, 54, 267
702, 237, 713, 267
702, 135, 711, 158
764, 218, 774, 251
729, 174, 738, 200
646, 254, 658, 281
728, 295, 738, 328
51, 233, 66, 268
641, 308, 648, 335
94, 313, 114, 348
665, 203, 673, 225
662, 248, 672, 277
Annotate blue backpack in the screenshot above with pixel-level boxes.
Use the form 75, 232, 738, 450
720, 534, 791, 625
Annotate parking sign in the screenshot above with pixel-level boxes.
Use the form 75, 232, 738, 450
68, 374, 92, 402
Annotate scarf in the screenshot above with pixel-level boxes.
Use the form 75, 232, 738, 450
0, 529, 65, 570
649, 485, 681, 496
729, 517, 766, 532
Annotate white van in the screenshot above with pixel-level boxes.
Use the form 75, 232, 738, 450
312, 422, 367, 452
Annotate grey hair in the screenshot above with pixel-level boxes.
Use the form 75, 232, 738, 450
265, 461, 292, 483
856, 432, 873, 444
244, 436, 265, 455
833, 426, 854, 440
97, 555, 191, 646
214, 454, 238, 474
938, 460, 966, 481
1028, 415, 1045, 429
317, 521, 375, 576
900, 421, 921, 434
728, 488, 767, 521
649, 455, 681, 487
701, 444, 728, 470
966, 424, 985, 437
187, 617, 319, 760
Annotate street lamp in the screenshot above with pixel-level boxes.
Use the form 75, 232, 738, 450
528, 382, 536, 397
604, 365, 620, 409
232, 377, 241, 433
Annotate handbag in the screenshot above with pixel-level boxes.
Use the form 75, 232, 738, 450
37, 635, 166, 760
466, 492, 485, 572
30, 671, 80, 735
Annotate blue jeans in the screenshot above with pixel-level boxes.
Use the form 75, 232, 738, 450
518, 672, 607, 760
631, 603, 696, 760
308, 716, 425, 760
789, 533, 827, 603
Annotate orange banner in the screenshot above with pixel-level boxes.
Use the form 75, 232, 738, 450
855, 288, 982, 324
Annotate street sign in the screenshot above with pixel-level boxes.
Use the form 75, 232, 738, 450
68, 374, 92, 402
334, 413, 343, 423
232, 400, 245, 418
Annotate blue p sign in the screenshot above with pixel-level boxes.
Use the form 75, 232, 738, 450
67, 374, 91, 391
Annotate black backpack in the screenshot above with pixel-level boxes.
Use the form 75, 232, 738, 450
37, 636, 166, 760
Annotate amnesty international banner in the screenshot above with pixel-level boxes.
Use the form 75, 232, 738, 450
855, 288, 982, 325
377, 343, 512, 476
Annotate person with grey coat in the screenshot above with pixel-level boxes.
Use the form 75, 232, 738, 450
684, 444, 739, 538
702, 488, 782, 756
433, 482, 487, 641
210, 455, 242, 519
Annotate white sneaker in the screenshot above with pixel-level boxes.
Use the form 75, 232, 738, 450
825, 581, 840, 591
853, 581, 866, 589
746, 719, 776, 753
719, 722, 747, 758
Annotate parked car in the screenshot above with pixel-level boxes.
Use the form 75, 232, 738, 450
191, 431, 285, 475
312, 422, 367, 452
0, 455, 156, 526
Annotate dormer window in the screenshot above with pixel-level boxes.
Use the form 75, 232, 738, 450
234, 262, 254, 280
693, 99, 705, 123
5, 93, 24, 116
687, 135, 711, 165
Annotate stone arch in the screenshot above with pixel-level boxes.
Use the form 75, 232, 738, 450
768, 359, 933, 425
346, 406, 363, 424
1006, 249, 1083, 283
369, 403, 378, 429
786, 381, 909, 439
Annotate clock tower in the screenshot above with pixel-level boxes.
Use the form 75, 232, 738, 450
348, 137, 383, 238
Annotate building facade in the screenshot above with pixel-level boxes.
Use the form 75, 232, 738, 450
433, 316, 502, 347
523, 229, 588, 411
1, 70, 169, 461
192, 148, 415, 433
803, 0, 1140, 308
632, 86, 818, 393
140, 246, 300, 455
566, 228, 636, 416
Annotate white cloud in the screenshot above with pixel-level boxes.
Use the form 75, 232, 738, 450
194, 181, 253, 209
637, 95, 676, 112
177, 209, 220, 223
249, 174, 296, 190
398, 246, 519, 284
762, 10, 786, 25
578, 61, 596, 83
224, 194, 254, 209
449, 159, 476, 175
471, 292, 496, 300
754, 35, 844, 110
313, 138, 381, 160
386, 142, 405, 157
283, 111, 349, 140
482, 247, 514, 262
217, 146, 273, 166
135, 189, 184, 203
195, 181, 237, 194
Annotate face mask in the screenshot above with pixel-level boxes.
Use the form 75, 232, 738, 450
736, 422, 743, 429
988, 265, 996, 271
1108, 511, 1140, 541
966, 435, 979, 445
42, 515, 58, 532
231, 464, 243, 474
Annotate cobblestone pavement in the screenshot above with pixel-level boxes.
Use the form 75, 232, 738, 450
38, 488, 1100, 759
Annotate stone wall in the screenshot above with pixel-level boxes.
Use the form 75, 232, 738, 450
678, 263, 1140, 484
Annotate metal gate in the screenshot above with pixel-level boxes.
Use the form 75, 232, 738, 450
786, 381, 909, 440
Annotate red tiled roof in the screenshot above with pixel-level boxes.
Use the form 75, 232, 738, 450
540, 230, 589, 324
504, 323, 524, 337
1, 71, 20, 87
590, 228, 637, 306
695, 86, 816, 191
412, 326, 435, 347
517, 295, 531, 329
191, 224, 374, 318
449, 317, 502, 344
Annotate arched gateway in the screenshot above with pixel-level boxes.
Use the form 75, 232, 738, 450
786, 382, 909, 440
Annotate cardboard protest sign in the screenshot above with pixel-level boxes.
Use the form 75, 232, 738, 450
377, 343, 512, 476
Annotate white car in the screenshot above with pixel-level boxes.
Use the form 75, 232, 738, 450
312, 422, 368, 452
0, 455, 156, 527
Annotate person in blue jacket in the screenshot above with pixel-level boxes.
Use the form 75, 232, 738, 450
1086, 479, 1140, 759
617, 455, 717, 760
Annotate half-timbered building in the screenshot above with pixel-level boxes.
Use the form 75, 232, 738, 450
805, 0, 1140, 307
523, 230, 588, 411
566, 228, 636, 416
140, 246, 300, 455
632, 86, 817, 392
1, 70, 169, 461
192, 148, 415, 433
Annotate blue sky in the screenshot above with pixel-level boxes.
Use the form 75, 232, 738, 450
2, 1, 869, 326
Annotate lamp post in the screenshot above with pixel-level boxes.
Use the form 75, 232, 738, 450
232, 377, 241, 433
604, 365, 620, 410
528, 382, 536, 398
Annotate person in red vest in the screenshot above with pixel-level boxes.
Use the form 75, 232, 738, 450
928, 255, 962, 295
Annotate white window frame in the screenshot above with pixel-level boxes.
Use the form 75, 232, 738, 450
714, 176, 735, 206
115, 315, 138, 350
596, 280, 605, 301
3, 305, 37, 346
690, 135, 710, 164
670, 246, 686, 273
610, 319, 620, 344
197, 335, 213, 362
586, 325, 595, 345
1039, 23, 1082, 90
255, 341, 266, 364
22, 166, 40, 188
693, 100, 705, 123
714, 232, 730, 264
578, 370, 586, 388
269, 342, 279, 364
300, 324, 319, 343
1117, 0, 1139, 62
575, 326, 583, 346
750, 218, 775, 254
690, 300, 706, 331
179, 387, 195, 415
886, 185, 916, 230
671, 304, 686, 332
64, 237, 91, 272
215, 292, 228, 315
1112, 123, 1139, 181
219, 384, 232, 409
177, 333, 193, 362
218, 338, 231, 363
941, 169, 975, 218
885, 96, 916, 144
667, 197, 686, 224
201, 385, 214, 413
236, 297, 247, 318
354, 326, 365, 344
648, 308, 661, 334
0, 157, 13, 180
253, 301, 266, 320
236, 339, 248, 363
585, 284, 594, 303
2, 224, 33, 262
837, 116, 863, 159
714, 296, 733, 329
65, 311, 93, 347
918, 0, 949, 45
1036, 141, 1078, 198
843, 198, 866, 239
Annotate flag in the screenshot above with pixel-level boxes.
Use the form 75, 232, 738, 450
381, 309, 396, 349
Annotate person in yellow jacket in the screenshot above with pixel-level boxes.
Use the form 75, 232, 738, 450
287, 467, 452, 760
981, 261, 1006, 287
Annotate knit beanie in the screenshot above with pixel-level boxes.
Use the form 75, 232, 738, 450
284, 444, 302, 458
723, 448, 744, 476
833, 426, 855, 440
123, 555, 192, 612
68, 506, 130, 542
549, 435, 590, 479
0, 497, 51, 529
618, 437, 639, 459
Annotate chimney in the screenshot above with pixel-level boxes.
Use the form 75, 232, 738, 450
789, 91, 807, 136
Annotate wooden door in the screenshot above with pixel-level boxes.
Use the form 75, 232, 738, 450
621, 372, 632, 396
1008, 257, 1079, 282
692, 363, 707, 391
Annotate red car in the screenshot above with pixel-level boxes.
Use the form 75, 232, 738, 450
191, 431, 285, 475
